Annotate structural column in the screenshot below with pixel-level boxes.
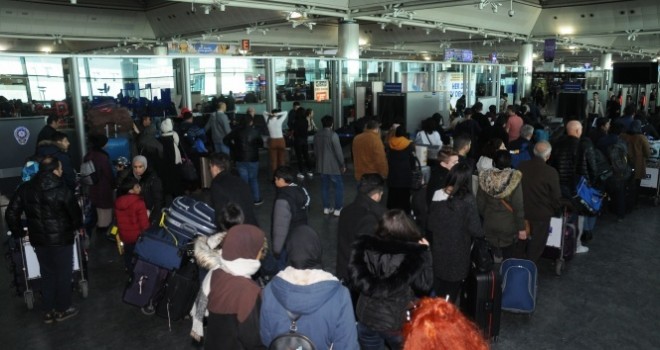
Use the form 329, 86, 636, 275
337, 20, 360, 125
265, 59, 276, 112
66, 57, 86, 158
519, 43, 534, 98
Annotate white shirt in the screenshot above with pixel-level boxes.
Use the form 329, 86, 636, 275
265, 111, 288, 138
586, 99, 603, 117
415, 131, 442, 146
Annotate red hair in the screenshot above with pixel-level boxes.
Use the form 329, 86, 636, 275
403, 297, 489, 350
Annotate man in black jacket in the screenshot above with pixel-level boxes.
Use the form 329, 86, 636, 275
223, 115, 264, 205
5, 156, 82, 323
208, 152, 258, 226
36, 115, 60, 145
336, 173, 386, 283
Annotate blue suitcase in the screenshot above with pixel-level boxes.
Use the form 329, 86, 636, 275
123, 259, 169, 308
166, 196, 216, 236
105, 136, 131, 165
500, 258, 537, 314
162, 217, 197, 247
134, 227, 183, 270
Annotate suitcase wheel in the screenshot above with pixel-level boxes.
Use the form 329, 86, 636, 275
24, 290, 34, 310
141, 302, 156, 316
79, 280, 89, 298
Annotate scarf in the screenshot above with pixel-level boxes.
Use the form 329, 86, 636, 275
161, 118, 182, 164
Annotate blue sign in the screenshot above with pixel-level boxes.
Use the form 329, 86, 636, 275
544, 39, 556, 63
563, 82, 582, 91
383, 83, 402, 93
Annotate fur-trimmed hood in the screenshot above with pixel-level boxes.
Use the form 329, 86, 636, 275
348, 235, 429, 298
268, 267, 342, 316
193, 232, 226, 270
478, 168, 522, 199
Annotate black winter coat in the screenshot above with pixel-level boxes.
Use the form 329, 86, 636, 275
348, 235, 432, 332
335, 194, 386, 281
224, 125, 263, 162
550, 135, 596, 197
387, 143, 415, 188
6, 172, 81, 247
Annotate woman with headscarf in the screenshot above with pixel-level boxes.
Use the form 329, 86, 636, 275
386, 125, 416, 213
204, 224, 267, 350
260, 225, 359, 349
159, 117, 183, 201
349, 210, 433, 350
117, 155, 163, 224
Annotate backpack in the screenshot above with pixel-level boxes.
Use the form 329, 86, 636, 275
607, 142, 632, 180
268, 311, 316, 350
80, 159, 98, 185
592, 149, 612, 184
183, 125, 208, 153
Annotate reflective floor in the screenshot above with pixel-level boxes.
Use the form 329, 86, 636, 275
2, 156, 660, 350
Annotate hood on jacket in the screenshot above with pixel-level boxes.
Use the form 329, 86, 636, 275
194, 232, 227, 270
278, 184, 311, 210
286, 225, 322, 270
114, 193, 143, 211
478, 168, 522, 199
270, 266, 340, 316
161, 118, 174, 135
388, 136, 411, 151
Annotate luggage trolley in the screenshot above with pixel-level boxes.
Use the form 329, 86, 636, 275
15, 231, 89, 310
640, 160, 660, 206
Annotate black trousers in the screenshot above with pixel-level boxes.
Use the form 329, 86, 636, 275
34, 244, 74, 312
293, 139, 312, 173
387, 187, 412, 213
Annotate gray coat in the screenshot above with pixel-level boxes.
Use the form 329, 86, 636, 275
205, 111, 231, 144
314, 128, 344, 175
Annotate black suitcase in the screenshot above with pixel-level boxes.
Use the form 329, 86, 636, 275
123, 259, 169, 308
461, 269, 501, 342
155, 260, 200, 322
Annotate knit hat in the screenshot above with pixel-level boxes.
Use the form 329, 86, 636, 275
222, 224, 265, 261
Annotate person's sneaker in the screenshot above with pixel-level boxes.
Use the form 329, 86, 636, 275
306, 172, 314, 178
44, 310, 56, 324
55, 306, 79, 322
576, 245, 590, 254
323, 208, 333, 215
296, 173, 305, 179
333, 208, 342, 217
254, 199, 264, 206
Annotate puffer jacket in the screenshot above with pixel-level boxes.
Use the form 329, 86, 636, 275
223, 125, 263, 162
550, 135, 594, 197
476, 168, 525, 248
348, 235, 432, 332
35, 140, 76, 190
5, 172, 81, 247
114, 194, 149, 244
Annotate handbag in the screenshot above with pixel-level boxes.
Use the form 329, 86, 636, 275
471, 237, 494, 272
575, 176, 605, 214
411, 157, 424, 190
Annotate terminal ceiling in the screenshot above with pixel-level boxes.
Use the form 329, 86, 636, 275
0, 0, 659, 67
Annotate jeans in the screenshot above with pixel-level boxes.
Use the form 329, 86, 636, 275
582, 215, 597, 231
214, 142, 230, 155
321, 174, 344, 209
236, 161, 261, 202
34, 244, 74, 312
357, 322, 403, 350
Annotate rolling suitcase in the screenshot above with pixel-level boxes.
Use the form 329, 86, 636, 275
544, 211, 577, 275
461, 269, 501, 342
134, 227, 183, 270
103, 123, 131, 166
500, 258, 537, 314
155, 260, 200, 322
123, 259, 169, 308
166, 196, 216, 236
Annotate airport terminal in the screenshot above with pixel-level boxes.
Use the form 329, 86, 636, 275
1, 0, 659, 349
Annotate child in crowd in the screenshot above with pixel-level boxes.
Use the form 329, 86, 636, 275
114, 176, 150, 273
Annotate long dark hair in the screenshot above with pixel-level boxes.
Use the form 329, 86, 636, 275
374, 209, 422, 242
443, 162, 472, 200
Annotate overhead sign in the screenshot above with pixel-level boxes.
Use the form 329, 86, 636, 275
314, 79, 329, 101
544, 39, 556, 63
383, 83, 402, 93
444, 49, 473, 63
167, 42, 236, 55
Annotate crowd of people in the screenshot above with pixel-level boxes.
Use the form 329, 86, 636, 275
4, 92, 659, 349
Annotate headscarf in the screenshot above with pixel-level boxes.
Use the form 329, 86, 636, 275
286, 225, 323, 270
132, 156, 149, 180
160, 118, 182, 164
207, 224, 265, 322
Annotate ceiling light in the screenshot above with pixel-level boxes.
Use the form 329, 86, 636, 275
203, 6, 210, 15
380, 23, 386, 30
559, 26, 574, 35
0, 45, 6, 51
219, 3, 225, 11
358, 38, 368, 46
41, 46, 52, 53
70, 0, 77, 4
288, 11, 302, 20
425, 29, 431, 35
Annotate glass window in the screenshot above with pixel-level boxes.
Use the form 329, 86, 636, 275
0, 56, 24, 75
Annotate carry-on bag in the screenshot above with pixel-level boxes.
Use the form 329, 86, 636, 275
461, 269, 501, 342
544, 211, 577, 275
123, 259, 169, 308
134, 227, 183, 270
155, 259, 200, 322
500, 258, 537, 314
166, 196, 216, 236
